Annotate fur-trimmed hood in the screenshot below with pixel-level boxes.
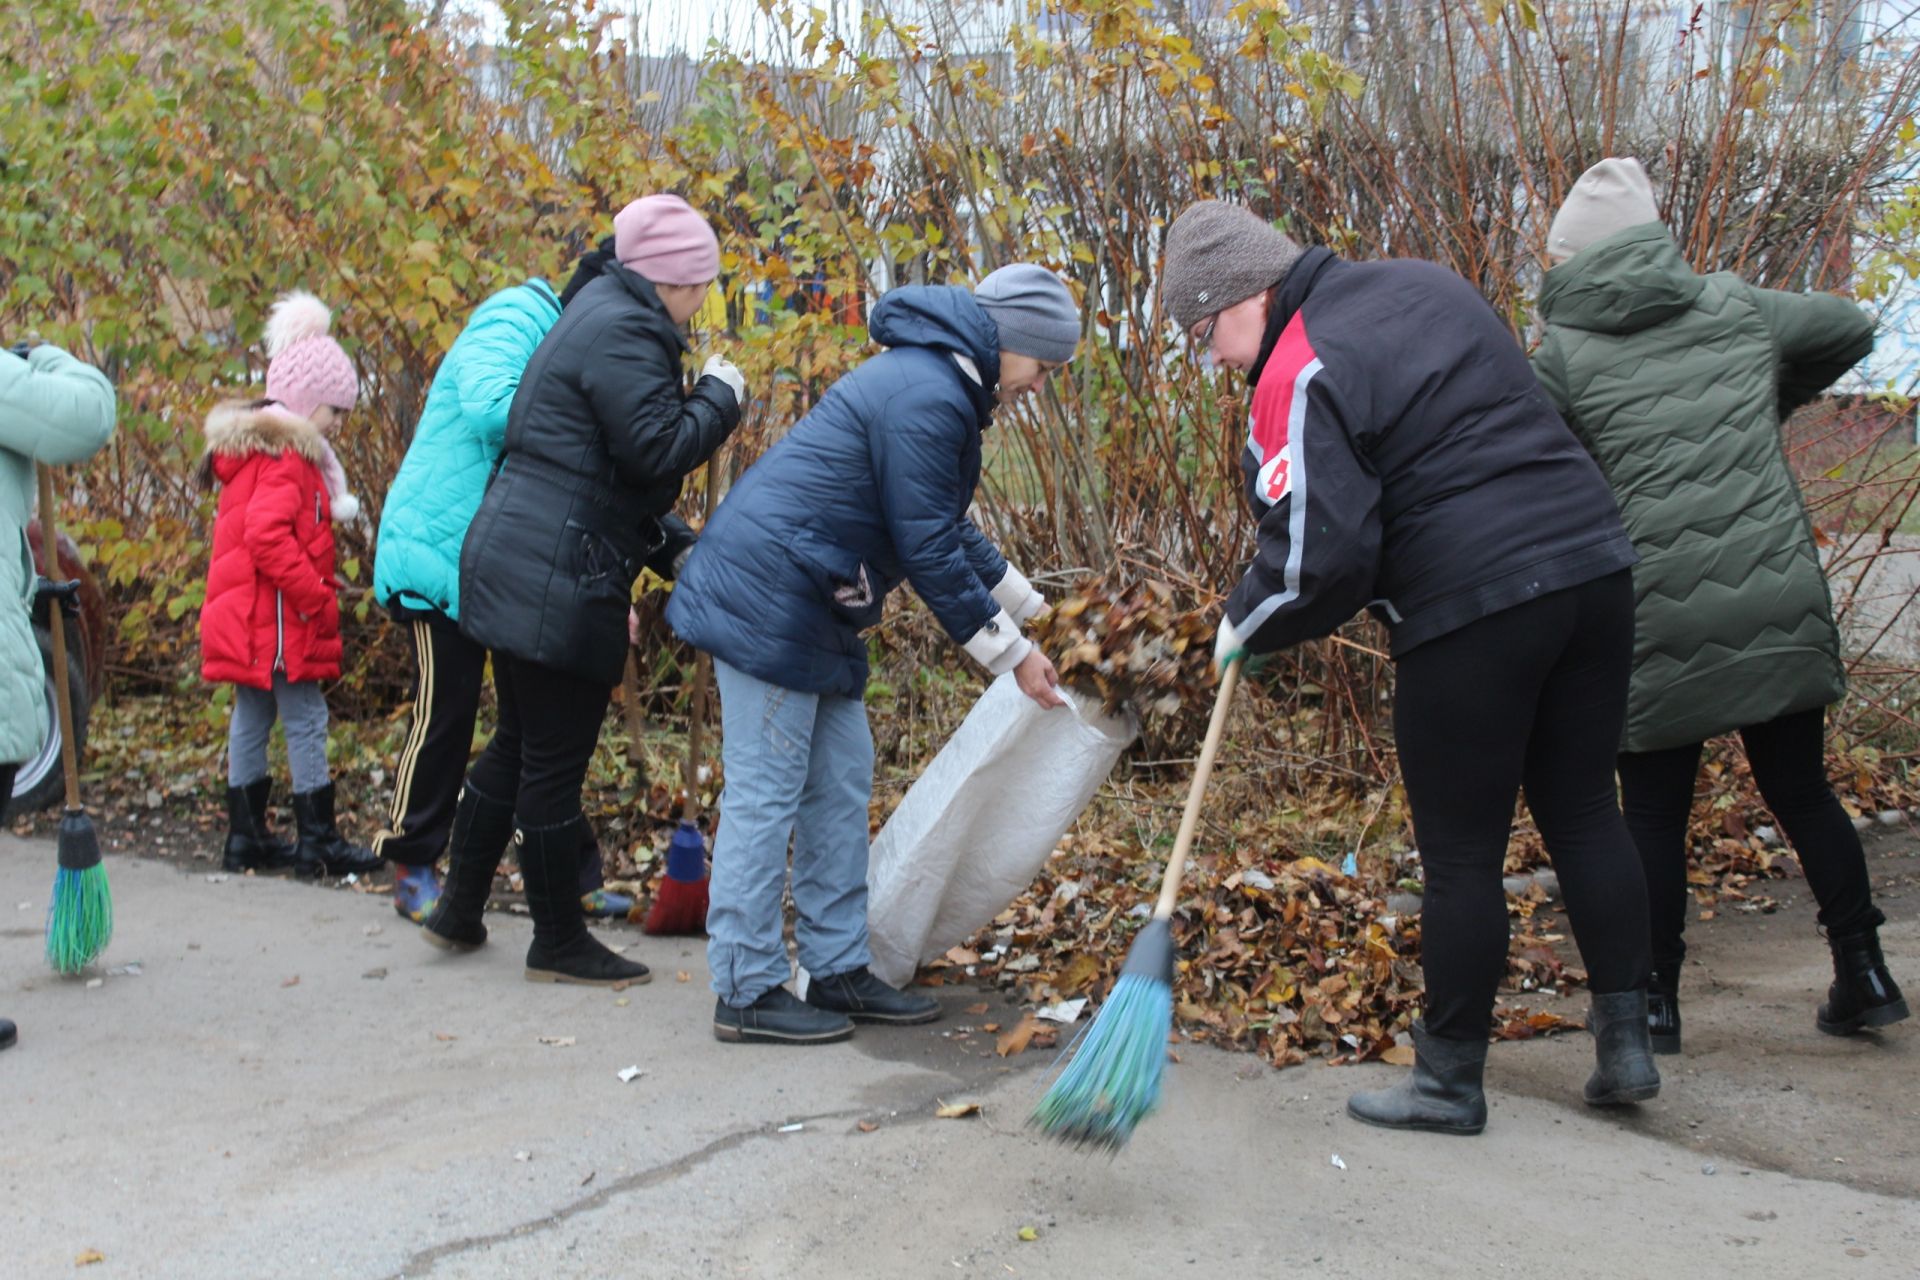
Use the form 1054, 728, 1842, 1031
203, 399, 327, 466
201, 400, 360, 522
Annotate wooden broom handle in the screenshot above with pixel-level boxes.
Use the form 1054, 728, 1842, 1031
36, 465, 81, 811
683, 654, 708, 821
1152, 658, 1242, 920
681, 456, 722, 823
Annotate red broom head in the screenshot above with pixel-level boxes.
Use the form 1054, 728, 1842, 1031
639, 820, 709, 935
641, 873, 708, 935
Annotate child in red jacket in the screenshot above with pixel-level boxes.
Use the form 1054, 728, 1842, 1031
201, 292, 378, 879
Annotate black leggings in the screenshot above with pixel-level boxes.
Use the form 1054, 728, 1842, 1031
464, 654, 611, 830
1617, 706, 1875, 971
1395, 571, 1650, 1041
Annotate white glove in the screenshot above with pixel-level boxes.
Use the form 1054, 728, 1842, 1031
1213, 613, 1246, 673
702, 354, 747, 406
990, 565, 1048, 625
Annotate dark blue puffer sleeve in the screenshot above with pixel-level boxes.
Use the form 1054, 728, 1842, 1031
958, 517, 1009, 588
865, 391, 1019, 666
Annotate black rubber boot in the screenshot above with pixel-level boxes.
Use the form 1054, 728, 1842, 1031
714, 989, 853, 1044
1346, 1022, 1488, 1135
804, 967, 940, 1024
244, 778, 295, 860
421, 783, 516, 952
1648, 965, 1682, 1056
1817, 909, 1910, 1035
520, 817, 650, 987
290, 782, 383, 878
1585, 990, 1662, 1106
0, 1017, 15, 1051
222, 782, 296, 873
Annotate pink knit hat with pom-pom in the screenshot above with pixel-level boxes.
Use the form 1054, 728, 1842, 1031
264, 292, 357, 421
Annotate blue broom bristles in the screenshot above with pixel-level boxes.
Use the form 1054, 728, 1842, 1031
46, 860, 113, 975
1030, 916, 1177, 1151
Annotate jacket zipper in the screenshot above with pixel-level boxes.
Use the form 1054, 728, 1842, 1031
275, 592, 286, 673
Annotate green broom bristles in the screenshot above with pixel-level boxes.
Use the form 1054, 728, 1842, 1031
46, 809, 112, 975
1031, 917, 1176, 1151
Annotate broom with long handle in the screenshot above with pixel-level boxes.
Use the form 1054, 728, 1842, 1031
39, 464, 111, 974
642, 460, 719, 936
1032, 657, 1243, 1150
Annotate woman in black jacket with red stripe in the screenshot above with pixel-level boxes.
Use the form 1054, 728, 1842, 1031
421, 195, 745, 985
1162, 201, 1658, 1135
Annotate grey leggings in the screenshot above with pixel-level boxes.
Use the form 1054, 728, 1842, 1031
228, 674, 331, 793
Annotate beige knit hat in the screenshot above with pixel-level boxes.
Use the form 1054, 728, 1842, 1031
1161, 202, 1304, 333
1547, 158, 1661, 262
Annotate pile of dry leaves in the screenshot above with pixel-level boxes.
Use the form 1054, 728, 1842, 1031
1029, 577, 1215, 725
919, 830, 1582, 1068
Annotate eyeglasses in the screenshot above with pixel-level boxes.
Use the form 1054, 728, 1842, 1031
1190, 315, 1217, 351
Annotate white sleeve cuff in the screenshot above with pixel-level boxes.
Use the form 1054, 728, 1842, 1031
990, 565, 1047, 624
961, 608, 1032, 675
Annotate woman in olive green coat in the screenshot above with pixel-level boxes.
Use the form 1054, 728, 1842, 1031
0, 341, 117, 1051
1533, 158, 1905, 1054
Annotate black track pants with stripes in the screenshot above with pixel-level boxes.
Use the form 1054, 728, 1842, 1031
372, 610, 489, 869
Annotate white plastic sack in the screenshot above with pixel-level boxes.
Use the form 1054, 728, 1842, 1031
866, 672, 1138, 988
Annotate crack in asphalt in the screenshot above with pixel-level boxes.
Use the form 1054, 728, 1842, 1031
387, 1106, 871, 1278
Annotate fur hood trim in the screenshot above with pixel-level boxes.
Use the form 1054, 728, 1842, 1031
203, 400, 327, 464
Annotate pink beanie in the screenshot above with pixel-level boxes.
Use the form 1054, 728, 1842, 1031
263, 291, 357, 421
613, 195, 720, 286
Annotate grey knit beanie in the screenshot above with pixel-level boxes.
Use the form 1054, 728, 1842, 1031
974, 264, 1081, 363
1161, 202, 1304, 334
1548, 158, 1660, 262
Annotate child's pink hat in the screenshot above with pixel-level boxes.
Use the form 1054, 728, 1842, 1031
264, 292, 357, 421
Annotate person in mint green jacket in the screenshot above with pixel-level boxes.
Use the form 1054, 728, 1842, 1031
0, 341, 116, 1051
1534, 158, 1905, 1057
370, 275, 564, 920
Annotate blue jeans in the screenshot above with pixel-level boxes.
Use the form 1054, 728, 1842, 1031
708, 660, 875, 1007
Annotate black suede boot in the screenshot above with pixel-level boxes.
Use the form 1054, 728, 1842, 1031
714, 989, 853, 1044
520, 817, 650, 987
290, 782, 382, 878
0, 1017, 15, 1051
421, 783, 516, 952
1648, 964, 1682, 1056
222, 782, 296, 873
1585, 990, 1662, 1106
804, 967, 939, 1024
1346, 1022, 1488, 1135
1817, 908, 1910, 1036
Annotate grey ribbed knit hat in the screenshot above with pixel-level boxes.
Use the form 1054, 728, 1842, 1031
1161, 202, 1304, 333
974, 264, 1081, 363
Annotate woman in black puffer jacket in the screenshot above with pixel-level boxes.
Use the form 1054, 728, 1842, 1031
421, 195, 745, 985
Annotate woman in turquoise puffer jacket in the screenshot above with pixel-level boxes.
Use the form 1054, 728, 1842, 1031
0, 341, 116, 1052
370, 275, 563, 920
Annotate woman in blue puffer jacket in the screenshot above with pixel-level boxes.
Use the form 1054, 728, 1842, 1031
667, 263, 1079, 1045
